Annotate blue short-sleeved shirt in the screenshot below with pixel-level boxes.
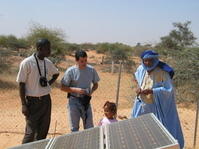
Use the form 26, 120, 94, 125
61, 64, 100, 97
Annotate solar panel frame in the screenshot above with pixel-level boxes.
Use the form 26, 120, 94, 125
49, 127, 103, 149
8, 138, 52, 149
8, 113, 180, 149
104, 113, 180, 149
151, 114, 180, 149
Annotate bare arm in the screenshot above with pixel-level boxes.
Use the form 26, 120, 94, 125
132, 77, 142, 96
90, 82, 98, 95
19, 82, 26, 105
60, 84, 86, 94
132, 73, 141, 96
49, 73, 59, 85
19, 82, 29, 116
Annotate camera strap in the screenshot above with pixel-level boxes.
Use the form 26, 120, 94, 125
34, 53, 46, 77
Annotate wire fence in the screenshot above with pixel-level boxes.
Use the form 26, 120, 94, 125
0, 62, 198, 149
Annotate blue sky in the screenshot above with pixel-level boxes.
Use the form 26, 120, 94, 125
0, 0, 198, 46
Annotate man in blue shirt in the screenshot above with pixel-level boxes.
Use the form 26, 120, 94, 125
61, 50, 100, 132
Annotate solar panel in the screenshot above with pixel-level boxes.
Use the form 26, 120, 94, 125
49, 127, 103, 149
8, 138, 51, 149
104, 113, 179, 149
8, 113, 179, 149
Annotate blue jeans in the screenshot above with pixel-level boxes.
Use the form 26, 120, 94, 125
67, 96, 93, 132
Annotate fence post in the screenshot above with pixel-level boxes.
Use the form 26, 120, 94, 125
115, 61, 122, 108
193, 98, 199, 149
111, 60, 114, 74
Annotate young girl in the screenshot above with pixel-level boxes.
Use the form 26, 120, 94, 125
98, 101, 118, 126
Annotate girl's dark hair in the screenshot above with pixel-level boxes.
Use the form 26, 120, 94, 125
103, 101, 117, 114
75, 50, 87, 61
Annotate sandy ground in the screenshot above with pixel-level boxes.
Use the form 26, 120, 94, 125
0, 50, 198, 149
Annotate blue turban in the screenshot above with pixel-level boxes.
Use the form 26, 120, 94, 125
141, 50, 159, 59
141, 50, 174, 78
141, 50, 160, 71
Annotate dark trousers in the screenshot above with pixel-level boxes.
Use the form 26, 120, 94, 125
22, 94, 51, 144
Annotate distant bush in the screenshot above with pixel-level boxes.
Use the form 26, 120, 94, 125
26, 23, 67, 64
80, 43, 96, 50
96, 42, 132, 61
0, 57, 9, 73
96, 43, 110, 54
157, 47, 199, 102
96, 43, 135, 73
0, 79, 17, 90
132, 43, 153, 57
158, 21, 197, 51
0, 48, 12, 73
64, 43, 81, 55
0, 36, 7, 47
154, 21, 198, 102
174, 47, 199, 99
0, 35, 29, 50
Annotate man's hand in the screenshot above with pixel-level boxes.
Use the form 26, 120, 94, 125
22, 105, 29, 117
19, 82, 29, 116
142, 89, 153, 95
136, 88, 142, 95
61, 85, 87, 95
75, 88, 87, 94
89, 83, 98, 96
48, 73, 59, 86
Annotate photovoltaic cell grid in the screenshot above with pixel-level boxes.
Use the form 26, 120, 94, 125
105, 113, 179, 149
8, 114, 179, 149
8, 138, 50, 149
49, 127, 102, 149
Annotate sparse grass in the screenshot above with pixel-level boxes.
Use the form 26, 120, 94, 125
0, 73, 18, 90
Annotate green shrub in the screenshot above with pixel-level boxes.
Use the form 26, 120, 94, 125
0, 35, 29, 50
26, 23, 67, 64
